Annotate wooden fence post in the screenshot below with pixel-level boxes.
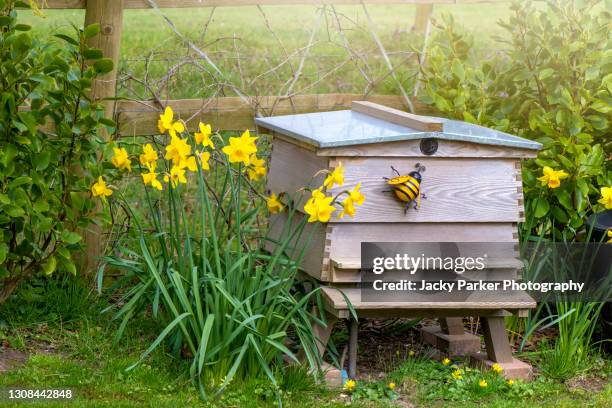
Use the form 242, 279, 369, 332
81, 0, 125, 274
412, 3, 433, 35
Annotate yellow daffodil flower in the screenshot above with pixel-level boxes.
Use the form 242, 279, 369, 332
479, 379, 488, 388
164, 165, 187, 187
165, 135, 192, 166
195, 122, 214, 149
323, 162, 344, 189
598, 186, 612, 210
222, 130, 258, 165
139, 143, 158, 166
247, 155, 267, 181
491, 363, 503, 374
111, 147, 131, 172
349, 182, 365, 206
537, 166, 568, 189
142, 162, 162, 191
178, 156, 197, 172
338, 197, 355, 219
198, 151, 211, 171
91, 176, 112, 198
304, 193, 336, 223
388, 382, 396, 390
451, 369, 463, 380
266, 193, 284, 214
157, 106, 185, 138
343, 379, 356, 392
442, 358, 451, 366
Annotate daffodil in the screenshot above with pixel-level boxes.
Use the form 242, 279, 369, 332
338, 197, 355, 219
164, 165, 187, 187
349, 182, 365, 206
195, 122, 214, 149
111, 147, 131, 172
178, 156, 197, 172
141, 162, 162, 191
266, 193, 284, 214
91, 176, 112, 198
139, 144, 158, 166
198, 151, 211, 171
222, 130, 258, 165
537, 166, 568, 189
442, 358, 451, 366
598, 186, 612, 210
165, 135, 192, 166
479, 379, 488, 388
304, 193, 336, 223
323, 162, 344, 189
343, 379, 356, 392
157, 106, 185, 138
388, 382, 396, 390
491, 363, 503, 374
451, 369, 463, 380
247, 155, 267, 181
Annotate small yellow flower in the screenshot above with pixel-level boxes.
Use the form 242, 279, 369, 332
507, 379, 514, 386
349, 182, 365, 206
266, 193, 284, 214
451, 369, 463, 380
479, 379, 488, 388
304, 192, 336, 223
198, 151, 211, 171
157, 106, 185, 138
343, 379, 356, 392
442, 358, 451, 366
338, 197, 355, 219
222, 130, 258, 165
491, 363, 503, 374
164, 165, 187, 187
194, 122, 214, 149
388, 382, 396, 390
165, 135, 192, 166
141, 163, 162, 191
598, 186, 612, 210
408, 350, 415, 357
247, 155, 267, 181
139, 143, 158, 166
607, 229, 612, 244
111, 147, 131, 172
323, 162, 344, 189
537, 166, 568, 189
91, 176, 112, 198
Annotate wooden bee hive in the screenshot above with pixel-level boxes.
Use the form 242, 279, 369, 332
257, 102, 542, 380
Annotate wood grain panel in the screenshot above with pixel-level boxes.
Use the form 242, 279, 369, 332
317, 139, 538, 158
328, 158, 521, 222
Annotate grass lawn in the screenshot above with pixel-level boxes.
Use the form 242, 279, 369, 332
20, 3, 527, 100
0, 279, 610, 407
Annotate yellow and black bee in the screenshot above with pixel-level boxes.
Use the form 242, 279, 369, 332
383, 164, 427, 214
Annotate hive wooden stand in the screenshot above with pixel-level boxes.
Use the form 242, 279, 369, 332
257, 102, 541, 382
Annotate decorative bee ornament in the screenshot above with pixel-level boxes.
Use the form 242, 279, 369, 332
383, 163, 427, 214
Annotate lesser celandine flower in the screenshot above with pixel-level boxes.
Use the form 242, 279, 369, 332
140, 144, 158, 165
343, 379, 356, 392
507, 379, 514, 386
142, 162, 162, 191
537, 166, 568, 189
598, 186, 612, 209
491, 363, 503, 374
222, 130, 258, 165
479, 379, 488, 388
452, 369, 463, 380
442, 358, 451, 366
195, 122, 214, 149
323, 162, 344, 188
91, 176, 112, 198
607, 230, 612, 244
157, 106, 185, 138
408, 350, 415, 357
388, 382, 396, 390
111, 147, 131, 172
266, 193, 284, 214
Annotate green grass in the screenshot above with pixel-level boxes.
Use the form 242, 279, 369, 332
18, 4, 523, 100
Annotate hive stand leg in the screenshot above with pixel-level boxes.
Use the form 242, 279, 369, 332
421, 317, 481, 357
470, 316, 533, 380
348, 317, 358, 379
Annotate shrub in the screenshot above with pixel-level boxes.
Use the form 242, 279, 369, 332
98, 108, 363, 400
0, 1, 114, 303
418, 0, 611, 240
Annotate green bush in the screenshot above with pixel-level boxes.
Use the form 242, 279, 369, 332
0, 1, 114, 303
419, 0, 611, 240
